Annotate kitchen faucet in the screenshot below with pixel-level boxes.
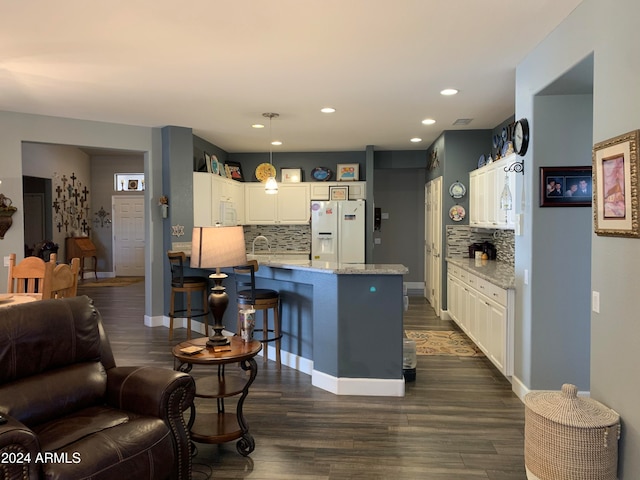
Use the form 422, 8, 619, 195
251, 235, 271, 255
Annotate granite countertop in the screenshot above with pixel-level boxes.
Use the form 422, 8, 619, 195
255, 258, 408, 275
446, 257, 515, 289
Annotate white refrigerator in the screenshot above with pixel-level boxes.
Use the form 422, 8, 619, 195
311, 200, 365, 263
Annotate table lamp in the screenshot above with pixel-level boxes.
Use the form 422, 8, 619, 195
191, 225, 247, 346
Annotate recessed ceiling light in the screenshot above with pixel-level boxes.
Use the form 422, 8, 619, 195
271, 140, 282, 146
410, 138, 422, 143
421, 118, 436, 125
252, 124, 265, 129
321, 107, 336, 113
440, 88, 459, 96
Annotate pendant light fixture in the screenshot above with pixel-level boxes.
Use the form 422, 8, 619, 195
263, 112, 279, 194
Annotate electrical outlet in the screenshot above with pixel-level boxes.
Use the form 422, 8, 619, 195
374, 238, 382, 245
592, 291, 600, 313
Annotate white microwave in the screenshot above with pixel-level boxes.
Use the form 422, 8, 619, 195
219, 200, 238, 226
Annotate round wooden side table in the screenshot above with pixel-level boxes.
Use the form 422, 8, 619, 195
172, 336, 262, 456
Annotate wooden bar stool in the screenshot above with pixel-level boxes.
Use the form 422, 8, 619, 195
167, 251, 210, 341
233, 260, 282, 369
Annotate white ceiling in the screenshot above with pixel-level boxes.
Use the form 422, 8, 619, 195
1, 1, 583, 153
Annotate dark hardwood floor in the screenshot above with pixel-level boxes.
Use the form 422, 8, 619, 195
78, 280, 526, 480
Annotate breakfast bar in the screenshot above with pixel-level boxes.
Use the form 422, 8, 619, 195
221, 258, 409, 397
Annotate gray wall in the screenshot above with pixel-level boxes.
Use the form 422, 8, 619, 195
517, 0, 639, 476
530, 94, 593, 390
372, 168, 425, 283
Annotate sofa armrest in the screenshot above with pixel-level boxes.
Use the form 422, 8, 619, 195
0, 414, 41, 479
106, 366, 195, 420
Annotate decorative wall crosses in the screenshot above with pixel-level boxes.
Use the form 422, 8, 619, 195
53, 171, 91, 235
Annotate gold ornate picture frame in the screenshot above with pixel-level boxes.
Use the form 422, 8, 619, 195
593, 129, 639, 237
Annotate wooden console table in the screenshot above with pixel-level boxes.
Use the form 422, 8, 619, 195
65, 237, 98, 280
172, 336, 262, 456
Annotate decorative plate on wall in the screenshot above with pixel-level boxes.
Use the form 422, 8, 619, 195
477, 154, 486, 168
449, 205, 466, 222
449, 181, 466, 199
255, 163, 276, 182
311, 167, 333, 181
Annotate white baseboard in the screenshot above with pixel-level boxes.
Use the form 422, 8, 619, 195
311, 370, 405, 397
511, 375, 529, 402
440, 309, 452, 321
511, 375, 590, 402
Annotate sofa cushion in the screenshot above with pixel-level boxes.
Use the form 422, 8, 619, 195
34, 406, 176, 480
0, 362, 106, 426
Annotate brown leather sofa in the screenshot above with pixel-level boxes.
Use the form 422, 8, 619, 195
0, 296, 196, 480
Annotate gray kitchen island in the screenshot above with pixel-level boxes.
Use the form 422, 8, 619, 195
221, 259, 409, 397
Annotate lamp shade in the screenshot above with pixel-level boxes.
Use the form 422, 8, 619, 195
191, 226, 247, 269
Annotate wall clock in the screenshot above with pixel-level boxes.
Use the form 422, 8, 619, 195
513, 118, 530, 156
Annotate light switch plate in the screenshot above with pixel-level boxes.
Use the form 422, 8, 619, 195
592, 291, 600, 313
381, 212, 389, 220
3, 256, 9, 267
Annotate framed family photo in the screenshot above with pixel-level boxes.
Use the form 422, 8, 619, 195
539, 166, 593, 207
593, 129, 640, 237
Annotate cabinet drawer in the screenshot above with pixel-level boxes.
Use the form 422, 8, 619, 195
465, 272, 478, 289
448, 264, 460, 278
476, 278, 507, 305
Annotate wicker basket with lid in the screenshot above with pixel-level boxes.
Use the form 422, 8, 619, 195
524, 383, 620, 480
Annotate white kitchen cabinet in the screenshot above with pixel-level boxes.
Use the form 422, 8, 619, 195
309, 181, 366, 200
193, 172, 212, 226
193, 172, 245, 226
245, 183, 310, 224
469, 154, 516, 229
446, 262, 513, 377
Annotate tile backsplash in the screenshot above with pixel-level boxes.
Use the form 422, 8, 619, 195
446, 225, 514, 265
243, 224, 310, 253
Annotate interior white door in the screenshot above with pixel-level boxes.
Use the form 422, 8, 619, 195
112, 196, 145, 276
424, 177, 443, 314
424, 183, 432, 300
431, 177, 442, 316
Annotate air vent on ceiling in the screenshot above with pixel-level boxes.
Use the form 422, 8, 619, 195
453, 118, 473, 125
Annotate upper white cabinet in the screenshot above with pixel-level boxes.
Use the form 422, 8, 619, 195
244, 183, 310, 224
309, 181, 367, 200
193, 173, 245, 226
469, 154, 516, 229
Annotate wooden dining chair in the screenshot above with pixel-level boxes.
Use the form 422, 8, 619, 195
7, 253, 51, 294
42, 257, 81, 299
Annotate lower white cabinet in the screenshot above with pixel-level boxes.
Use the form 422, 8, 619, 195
447, 264, 513, 377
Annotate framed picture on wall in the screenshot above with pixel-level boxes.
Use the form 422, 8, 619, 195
225, 161, 244, 181
336, 163, 359, 181
593, 129, 640, 237
539, 166, 592, 207
329, 185, 349, 201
